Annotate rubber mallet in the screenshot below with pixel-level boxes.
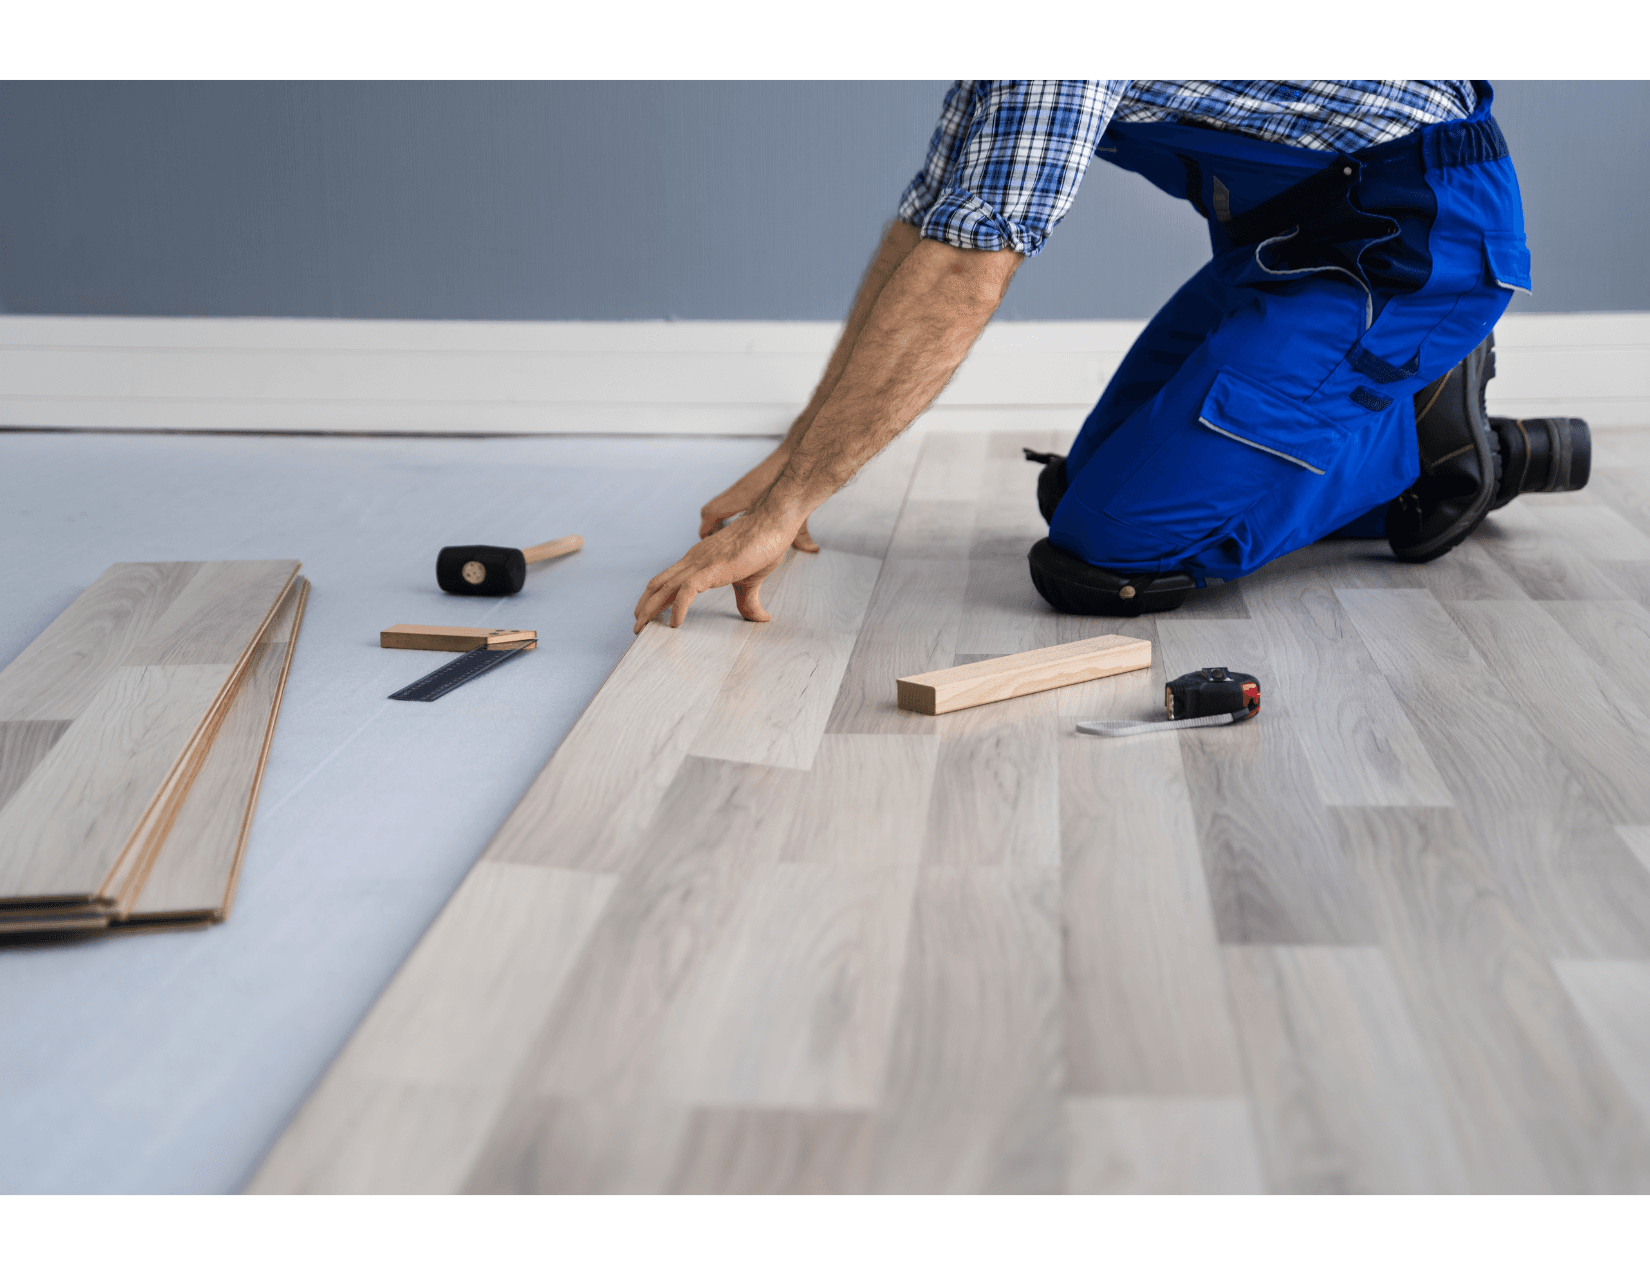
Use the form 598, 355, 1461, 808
436, 535, 583, 596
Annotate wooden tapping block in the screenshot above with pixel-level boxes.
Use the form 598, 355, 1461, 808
896, 633, 1152, 715
380, 624, 538, 652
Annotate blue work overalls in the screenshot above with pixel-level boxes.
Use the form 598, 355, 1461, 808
1051, 82, 1532, 583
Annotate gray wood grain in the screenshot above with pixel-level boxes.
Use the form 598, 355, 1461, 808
1065, 1098, 1265, 1193
0, 719, 71, 811
1476, 503, 1633, 601
923, 692, 1058, 868
251, 425, 1650, 1194
867, 865, 1063, 1192
1224, 944, 1471, 1192
1552, 960, 1650, 1134
1180, 712, 1374, 945
1340, 589, 1650, 957
0, 561, 201, 722
647, 861, 919, 1108
485, 608, 757, 873
690, 547, 881, 771
508, 757, 804, 1102
1337, 806, 1650, 1191
1061, 727, 1246, 1094
1446, 600, 1650, 823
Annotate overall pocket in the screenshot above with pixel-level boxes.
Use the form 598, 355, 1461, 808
1085, 366, 1349, 562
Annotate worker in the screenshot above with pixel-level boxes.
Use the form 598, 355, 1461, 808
632, 80, 1589, 632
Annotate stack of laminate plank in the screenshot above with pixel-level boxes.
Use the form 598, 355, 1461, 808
0, 561, 308, 936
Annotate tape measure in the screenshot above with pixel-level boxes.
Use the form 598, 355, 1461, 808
1077, 667, 1261, 738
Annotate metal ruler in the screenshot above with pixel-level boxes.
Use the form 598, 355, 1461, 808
388, 640, 535, 702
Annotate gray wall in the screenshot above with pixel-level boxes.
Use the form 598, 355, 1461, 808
1, 80, 1644, 321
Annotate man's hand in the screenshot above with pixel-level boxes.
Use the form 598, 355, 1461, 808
633, 223, 1020, 635
633, 507, 802, 634
697, 448, 820, 552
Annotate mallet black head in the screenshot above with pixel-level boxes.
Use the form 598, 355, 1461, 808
436, 544, 528, 596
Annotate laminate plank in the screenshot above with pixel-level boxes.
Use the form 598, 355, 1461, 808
690, 548, 881, 771
1333, 587, 1488, 677
822, 552, 971, 735
1238, 565, 1381, 680
120, 559, 301, 666
1223, 945, 1471, 1193
867, 865, 1062, 1192
784, 735, 940, 867
468, 1099, 878, 1194
0, 561, 201, 722
502, 757, 806, 1104
648, 861, 919, 1108
1179, 709, 1373, 945
249, 861, 616, 1193
820, 434, 985, 736
1153, 617, 1273, 688
1586, 468, 1650, 542
0, 720, 71, 810
250, 1079, 527, 1194
1446, 600, 1650, 823
954, 431, 1065, 653
1475, 503, 1632, 601
1300, 536, 1532, 602
130, 576, 309, 920
1064, 1098, 1265, 1194
0, 663, 232, 902
1340, 589, 1650, 956
923, 694, 1058, 868
1539, 599, 1650, 717
966, 429, 1063, 561
1552, 960, 1650, 1132
1061, 727, 1246, 1094
905, 431, 989, 504
1532, 504, 1650, 560
670, 1108, 875, 1193
1290, 673, 1453, 808
1620, 825, 1650, 874
954, 550, 1064, 656
462, 1098, 693, 1193
484, 604, 757, 872
1338, 807, 1650, 1190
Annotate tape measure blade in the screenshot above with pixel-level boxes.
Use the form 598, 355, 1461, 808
388, 643, 531, 702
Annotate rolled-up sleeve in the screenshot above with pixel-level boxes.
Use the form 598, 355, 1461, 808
897, 80, 1127, 258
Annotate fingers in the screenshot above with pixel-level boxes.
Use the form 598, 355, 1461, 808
698, 511, 728, 539
668, 579, 704, 629
732, 577, 770, 623
792, 519, 820, 554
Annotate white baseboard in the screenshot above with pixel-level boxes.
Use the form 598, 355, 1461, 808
2, 313, 1645, 435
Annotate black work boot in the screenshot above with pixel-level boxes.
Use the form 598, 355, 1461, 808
1387, 336, 1500, 563
1487, 415, 1592, 510
1028, 538, 1193, 617
1023, 448, 1068, 524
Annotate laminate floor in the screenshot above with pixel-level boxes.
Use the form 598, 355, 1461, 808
253, 425, 1650, 1194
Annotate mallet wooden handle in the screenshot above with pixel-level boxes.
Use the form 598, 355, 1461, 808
521, 534, 584, 564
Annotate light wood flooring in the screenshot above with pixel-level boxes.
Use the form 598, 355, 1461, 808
252, 426, 1650, 1193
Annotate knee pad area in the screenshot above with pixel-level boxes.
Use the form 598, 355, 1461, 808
1027, 538, 1194, 617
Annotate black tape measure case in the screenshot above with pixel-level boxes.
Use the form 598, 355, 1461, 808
1166, 667, 1260, 720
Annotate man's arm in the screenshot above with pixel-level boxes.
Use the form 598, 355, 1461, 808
694, 220, 924, 551
632, 234, 1022, 633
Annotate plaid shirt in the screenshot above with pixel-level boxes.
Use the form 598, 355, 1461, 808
898, 80, 1478, 258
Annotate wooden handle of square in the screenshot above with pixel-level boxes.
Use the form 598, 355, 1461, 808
521, 535, 584, 564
